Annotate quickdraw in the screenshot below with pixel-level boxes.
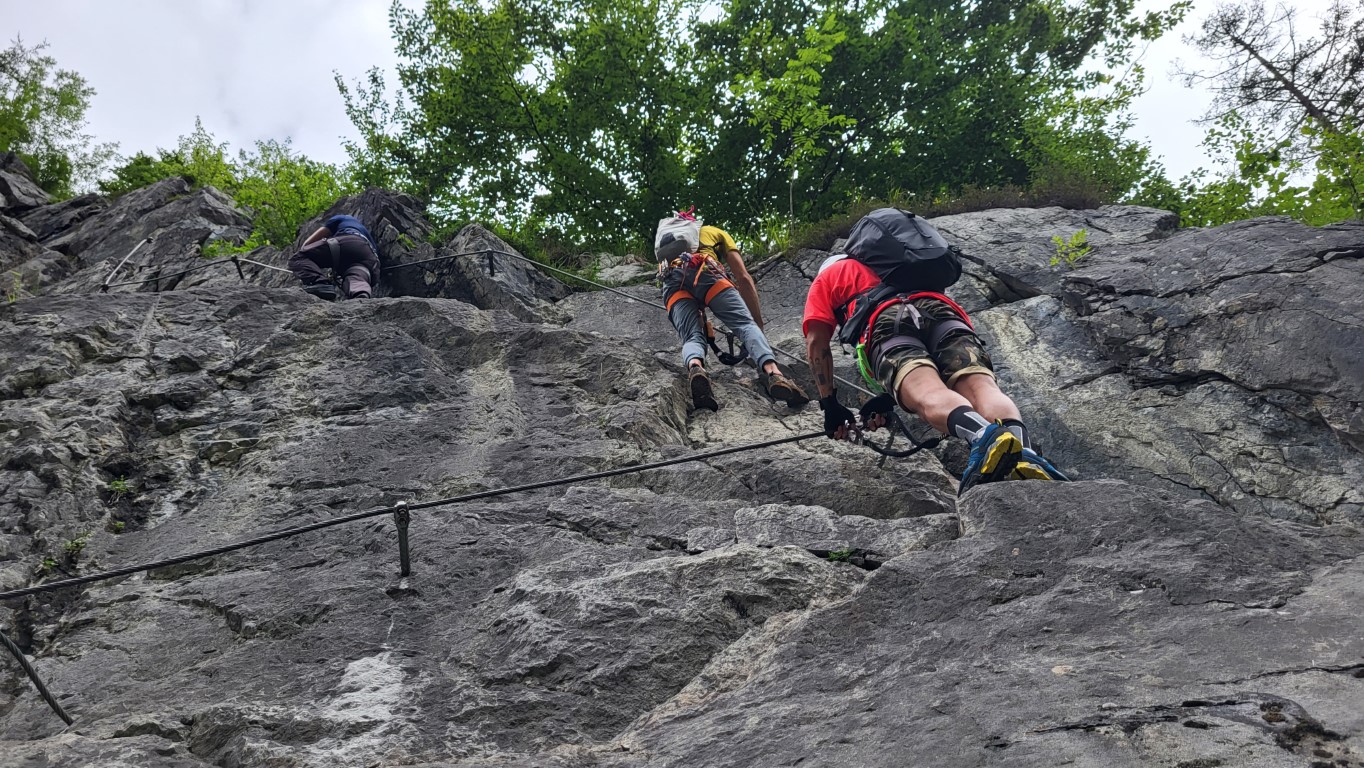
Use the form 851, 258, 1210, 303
705, 321, 748, 367
849, 411, 942, 467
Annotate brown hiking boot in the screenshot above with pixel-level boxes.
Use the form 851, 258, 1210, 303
689, 366, 719, 411
761, 369, 810, 407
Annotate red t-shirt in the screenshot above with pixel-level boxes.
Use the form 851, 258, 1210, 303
802, 257, 881, 336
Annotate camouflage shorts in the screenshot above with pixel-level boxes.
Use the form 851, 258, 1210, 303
869, 296, 994, 393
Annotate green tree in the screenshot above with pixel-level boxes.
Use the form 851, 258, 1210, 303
102, 120, 352, 248
336, 68, 414, 195
1173, 112, 1364, 227
235, 138, 353, 248
732, 12, 856, 236
343, 0, 1186, 247
1024, 83, 1169, 206
99, 151, 180, 196
0, 38, 114, 198
1172, 1, 1364, 224
1304, 121, 1364, 222
100, 118, 236, 197
1183, 0, 1362, 160
341, 0, 701, 249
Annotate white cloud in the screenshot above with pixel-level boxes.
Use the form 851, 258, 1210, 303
4, 0, 1342, 183
4, 0, 401, 165
1127, 0, 1340, 179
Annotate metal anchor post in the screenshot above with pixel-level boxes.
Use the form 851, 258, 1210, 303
393, 501, 412, 577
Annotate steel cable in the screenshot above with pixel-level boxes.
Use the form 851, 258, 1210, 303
0, 431, 823, 604
0, 629, 73, 725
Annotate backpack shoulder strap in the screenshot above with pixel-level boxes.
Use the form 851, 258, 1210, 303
835, 283, 899, 345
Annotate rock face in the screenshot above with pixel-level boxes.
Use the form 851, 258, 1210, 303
962, 212, 1364, 526
0, 190, 1361, 768
17, 193, 107, 243
0, 153, 50, 213
617, 481, 1364, 768
375, 220, 574, 321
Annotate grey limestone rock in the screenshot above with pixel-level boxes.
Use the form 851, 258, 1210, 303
735, 502, 959, 565
930, 204, 1180, 303
17, 192, 107, 242
595, 262, 653, 285
0, 214, 78, 301
35, 179, 254, 296
969, 218, 1364, 525
684, 525, 735, 552
345, 191, 576, 317
0, 153, 50, 213
614, 481, 1364, 767
1, 193, 1361, 767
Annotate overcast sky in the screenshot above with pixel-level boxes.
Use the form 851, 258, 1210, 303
2, 0, 1339, 183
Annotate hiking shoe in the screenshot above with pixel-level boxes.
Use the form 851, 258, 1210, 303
689, 366, 719, 411
1013, 448, 1070, 481
958, 423, 1023, 497
347, 291, 372, 300
303, 283, 340, 301
761, 369, 810, 407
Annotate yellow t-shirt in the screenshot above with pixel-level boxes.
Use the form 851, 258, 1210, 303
696, 225, 738, 262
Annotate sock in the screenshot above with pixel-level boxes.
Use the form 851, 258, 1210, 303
947, 406, 992, 443
1002, 418, 1031, 450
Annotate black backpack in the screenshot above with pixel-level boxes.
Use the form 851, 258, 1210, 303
845, 208, 962, 292
832, 208, 963, 345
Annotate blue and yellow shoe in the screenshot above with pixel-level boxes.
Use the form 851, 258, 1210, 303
958, 423, 1023, 497
1013, 448, 1070, 481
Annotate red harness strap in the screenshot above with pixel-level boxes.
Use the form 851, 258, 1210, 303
858, 291, 974, 344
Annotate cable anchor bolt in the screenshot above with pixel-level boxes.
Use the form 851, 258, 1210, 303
393, 501, 412, 577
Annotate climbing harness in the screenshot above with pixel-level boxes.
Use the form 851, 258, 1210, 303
661, 253, 736, 310
661, 252, 749, 368
848, 291, 975, 393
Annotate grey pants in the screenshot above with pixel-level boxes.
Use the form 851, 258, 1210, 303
289, 236, 380, 297
668, 286, 775, 368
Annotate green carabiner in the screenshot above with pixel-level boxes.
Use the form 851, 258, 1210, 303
854, 342, 886, 394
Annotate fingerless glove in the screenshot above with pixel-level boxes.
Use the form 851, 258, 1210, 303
819, 391, 855, 438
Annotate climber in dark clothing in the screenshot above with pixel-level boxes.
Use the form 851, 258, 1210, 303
289, 214, 381, 300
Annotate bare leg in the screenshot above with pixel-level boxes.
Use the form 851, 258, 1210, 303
895, 366, 971, 434
951, 372, 1021, 423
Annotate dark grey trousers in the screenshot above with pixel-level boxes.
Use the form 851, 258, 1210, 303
289, 236, 380, 297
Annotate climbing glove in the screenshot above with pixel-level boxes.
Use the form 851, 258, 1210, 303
858, 393, 896, 429
819, 391, 856, 439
